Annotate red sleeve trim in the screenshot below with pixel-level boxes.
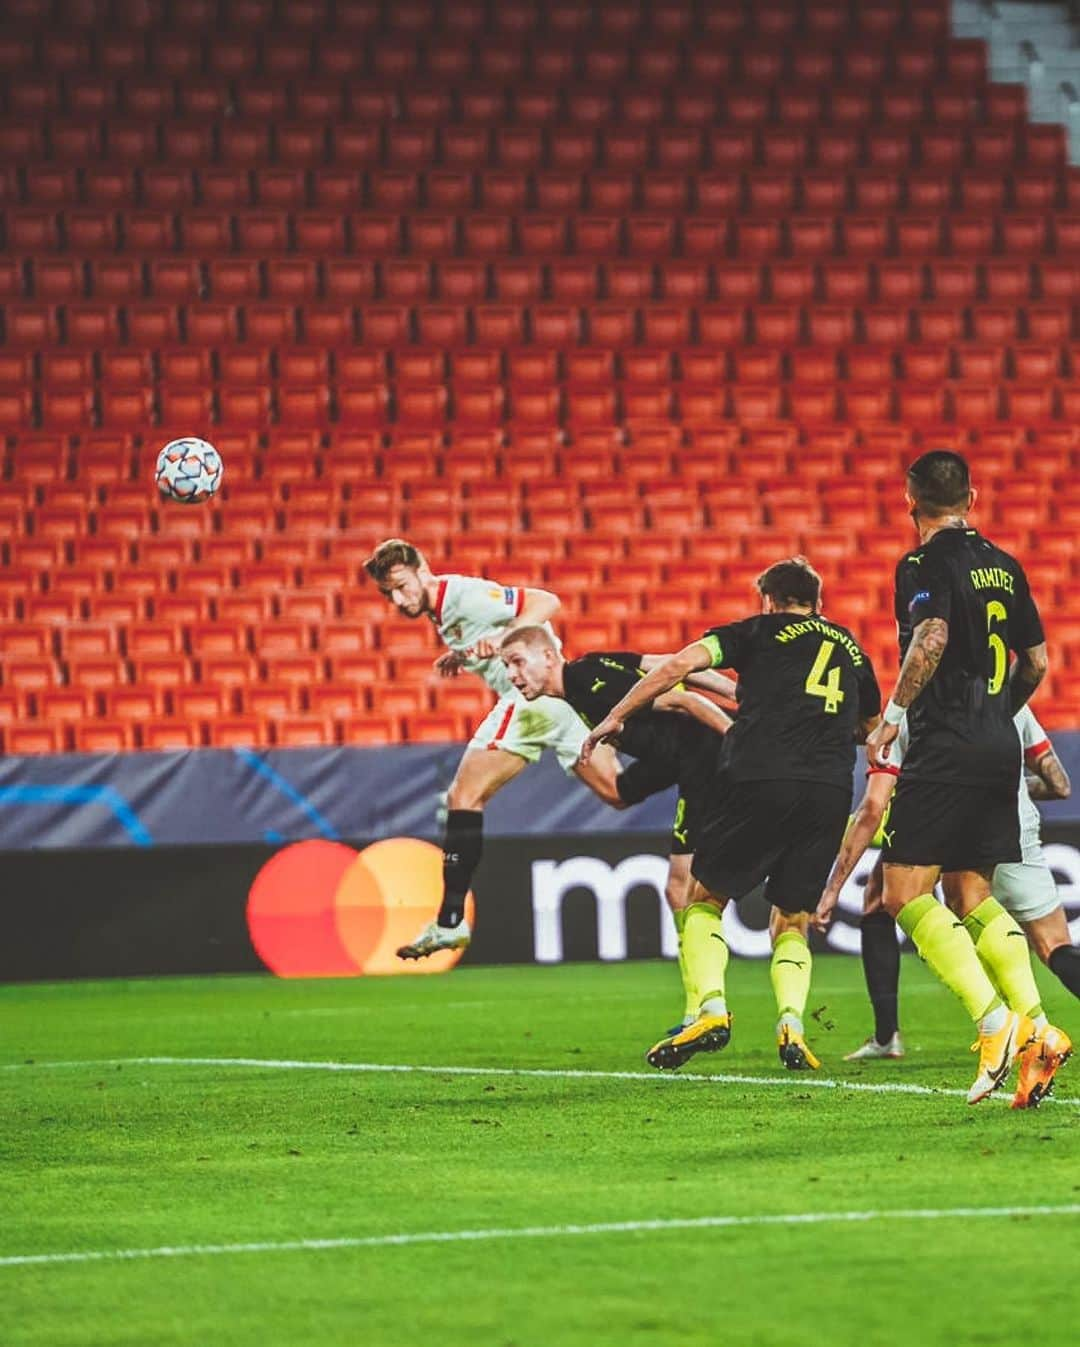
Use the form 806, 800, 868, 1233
514, 587, 525, 616
434, 578, 449, 623
1025, 738, 1052, 764
867, 764, 901, 778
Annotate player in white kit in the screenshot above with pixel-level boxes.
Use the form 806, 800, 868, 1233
814, 704, 1075, 1107
363, 538, 622, 959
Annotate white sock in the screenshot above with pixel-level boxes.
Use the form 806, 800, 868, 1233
1033, 1012, 1049, 1032
978, 1004, 1008, 1036
778, 1012, 804, 1036
700, 996, 727, 1019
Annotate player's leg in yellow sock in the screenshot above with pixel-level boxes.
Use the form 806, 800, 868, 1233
770, 913, 820, 1070
962, 897, 1043, 1022
896, 894, 1000, 1021
672, 907, 698, 1024
681, 901, 729, 1017
771, 928, 812, 1030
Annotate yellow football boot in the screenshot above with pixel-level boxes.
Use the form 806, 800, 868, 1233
778, 1024, 821, 1071
1011, 1024, 1072, 1110
967, 1011, 1035, 1105
646, 1013, 732, 1071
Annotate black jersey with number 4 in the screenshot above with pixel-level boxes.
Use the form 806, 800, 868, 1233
698, 614, 880, 790
894, 527, 1045, 786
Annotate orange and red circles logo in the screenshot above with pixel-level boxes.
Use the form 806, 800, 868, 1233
246, 838, 475, 978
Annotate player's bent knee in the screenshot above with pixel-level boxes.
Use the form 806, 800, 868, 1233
446, 778, 484, 812
882, 893, 910, 920
664, 880, 686, 912
685, 894, 727, 917
770, 908, 810, 939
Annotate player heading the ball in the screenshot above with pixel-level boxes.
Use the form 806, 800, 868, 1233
363, 538, 622, 961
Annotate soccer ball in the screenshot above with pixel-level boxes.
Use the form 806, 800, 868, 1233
155, 437, 223, 504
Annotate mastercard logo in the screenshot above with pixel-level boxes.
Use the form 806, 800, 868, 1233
246, 837, 475, 978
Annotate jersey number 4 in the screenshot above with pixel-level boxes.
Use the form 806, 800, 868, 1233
805, 639, 845, 714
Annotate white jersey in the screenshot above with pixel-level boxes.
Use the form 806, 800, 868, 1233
432, 573, 558, 698
889, 705, 1052, 864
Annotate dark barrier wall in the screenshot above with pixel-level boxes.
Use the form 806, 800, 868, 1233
5, 825, 1080, 983
3, 734, 1080, 850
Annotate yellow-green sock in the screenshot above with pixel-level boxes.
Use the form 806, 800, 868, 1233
898, 894, 1000, 1022
672, 907, 698, 1022
770, 930, 812, 1029
963, 897, 1043, 1021
682, 902, 728, 1016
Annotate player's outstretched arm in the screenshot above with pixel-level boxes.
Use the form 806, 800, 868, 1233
866, 616, 948, 767
1008, 641, 1048, 715
1027, 742, 1071, 800
685, 669, 738, 701
578, 641, 713, 764
516, 586, 561, 626
467, 587, 562, 660
812, 771, 896, 932
654, 688, 732, 736
638, 654, 738, 703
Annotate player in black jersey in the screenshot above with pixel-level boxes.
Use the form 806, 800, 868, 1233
580, 558, 882, 1070
499, 629, 737, 1069
865, 450, 1064, 1105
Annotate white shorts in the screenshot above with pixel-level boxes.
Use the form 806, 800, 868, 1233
993, 860, 1060, 924
467, 693, 586, 775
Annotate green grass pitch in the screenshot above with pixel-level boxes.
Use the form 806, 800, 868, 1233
2, 955, 1078, 1347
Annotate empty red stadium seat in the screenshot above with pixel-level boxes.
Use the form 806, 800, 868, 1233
2, 6, 1079, 754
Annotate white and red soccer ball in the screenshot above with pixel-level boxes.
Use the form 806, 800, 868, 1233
155, 437, 223, 504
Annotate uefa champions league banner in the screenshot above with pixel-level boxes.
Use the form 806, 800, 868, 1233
0, 743, 682, 849
3, 738, 1080, 982
2, 736, 1080, 850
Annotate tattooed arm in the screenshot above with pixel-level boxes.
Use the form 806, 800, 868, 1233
1026, 744, 1071, 801
812, 768, 897, 932
865, 617, 949, 769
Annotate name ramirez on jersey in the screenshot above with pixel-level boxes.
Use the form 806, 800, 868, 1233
894, 528, 1045, 785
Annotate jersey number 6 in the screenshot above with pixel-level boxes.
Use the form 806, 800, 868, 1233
986, 599, 1007, 696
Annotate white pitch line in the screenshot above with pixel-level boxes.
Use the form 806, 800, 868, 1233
2, 1204, 1077, 1270
3, 1055, 1078, 1107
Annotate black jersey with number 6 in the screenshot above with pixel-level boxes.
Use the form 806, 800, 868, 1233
698, 614, 880, 790
894, 527, 1045, 786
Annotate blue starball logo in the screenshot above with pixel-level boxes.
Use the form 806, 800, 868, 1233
503, 587, 516, 606
909, 590, 931, 611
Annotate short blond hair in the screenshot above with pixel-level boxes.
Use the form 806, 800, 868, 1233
500, 624, 557, 654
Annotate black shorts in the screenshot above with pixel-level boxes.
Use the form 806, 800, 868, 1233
882, 774, 1021, 872
670, 738, 722, 856
690, 779, 851, 913
670, 792, 704, 856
